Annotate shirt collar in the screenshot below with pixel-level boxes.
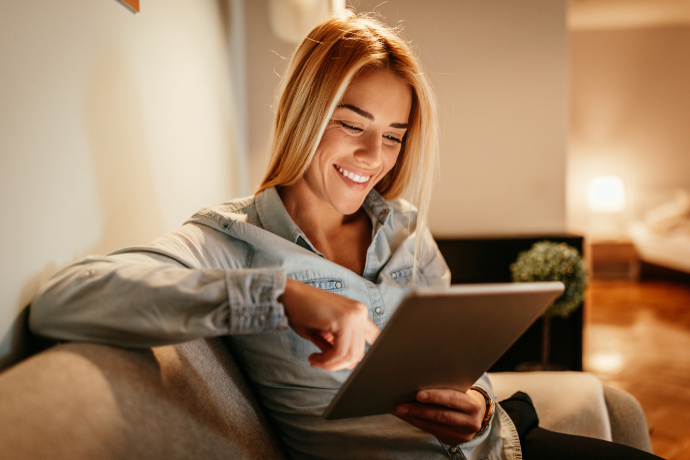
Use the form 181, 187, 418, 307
254, 186, 393, 252
255, 186, 308, 247
362, 188, 394, 229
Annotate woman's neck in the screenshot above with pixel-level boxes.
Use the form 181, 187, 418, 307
279, 183, 372, 274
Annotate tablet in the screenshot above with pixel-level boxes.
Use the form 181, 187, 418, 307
322, 281, 565, 420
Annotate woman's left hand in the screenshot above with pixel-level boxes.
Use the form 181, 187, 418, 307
393, 388, 487, 446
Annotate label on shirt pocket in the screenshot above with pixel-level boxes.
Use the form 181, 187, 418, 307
389, 266, 414, 286
301, 278, 346, 292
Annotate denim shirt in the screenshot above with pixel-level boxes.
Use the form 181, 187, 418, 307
30, 186, 521, 460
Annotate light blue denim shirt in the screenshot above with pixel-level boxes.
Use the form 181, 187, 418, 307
30, 186, 521, 460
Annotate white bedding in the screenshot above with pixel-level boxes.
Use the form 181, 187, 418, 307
629, 221, 690, 274
628, 188, 690, 274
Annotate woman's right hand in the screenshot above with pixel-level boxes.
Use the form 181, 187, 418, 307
280, 279, 380, 371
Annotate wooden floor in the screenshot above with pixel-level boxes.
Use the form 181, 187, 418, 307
585, 280, 690, 460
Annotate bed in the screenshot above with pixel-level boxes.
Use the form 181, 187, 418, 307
628, 187, 690, 275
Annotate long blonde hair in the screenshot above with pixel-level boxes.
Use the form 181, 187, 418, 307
257, 11, 439, 273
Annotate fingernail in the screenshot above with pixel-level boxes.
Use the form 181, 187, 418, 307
418, 391, 428, 401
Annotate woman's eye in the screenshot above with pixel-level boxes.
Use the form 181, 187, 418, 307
336, 120, 401, 145
337, 121, 363, 133
383, 134, 402, 146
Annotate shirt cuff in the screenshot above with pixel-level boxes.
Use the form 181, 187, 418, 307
226, 269, 288, 334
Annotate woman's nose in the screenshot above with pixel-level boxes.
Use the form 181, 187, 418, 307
354, 133, 383, 167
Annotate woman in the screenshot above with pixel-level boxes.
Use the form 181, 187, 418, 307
31, 11, 662, 460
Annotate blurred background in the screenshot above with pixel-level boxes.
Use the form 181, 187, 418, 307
1, 0, 689, 456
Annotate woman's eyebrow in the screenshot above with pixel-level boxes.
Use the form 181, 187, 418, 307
337, 104, 409, 129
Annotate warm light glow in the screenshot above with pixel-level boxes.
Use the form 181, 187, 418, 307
588, 176, 626, 213
587, 352, 624, 374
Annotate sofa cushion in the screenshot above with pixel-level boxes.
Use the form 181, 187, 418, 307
0, 339, 289, 460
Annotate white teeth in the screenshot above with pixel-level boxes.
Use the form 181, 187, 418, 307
337, 166, 370, 183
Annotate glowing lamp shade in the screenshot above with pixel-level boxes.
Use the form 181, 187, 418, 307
588, 176, 626, 213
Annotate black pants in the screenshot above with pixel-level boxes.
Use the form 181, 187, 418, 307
500, 392, 665, 460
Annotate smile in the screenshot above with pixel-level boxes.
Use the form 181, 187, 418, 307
335, 166, 371, 184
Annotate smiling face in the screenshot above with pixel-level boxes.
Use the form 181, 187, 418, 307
299, 68, 413, 216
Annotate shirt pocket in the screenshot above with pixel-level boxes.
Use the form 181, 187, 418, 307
282, 277, 347, 362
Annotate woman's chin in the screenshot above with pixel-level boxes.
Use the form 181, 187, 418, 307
333, 196, 368, 216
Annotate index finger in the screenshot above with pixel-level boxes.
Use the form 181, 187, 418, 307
309, 324, 356, 370
364, 318, 380, 345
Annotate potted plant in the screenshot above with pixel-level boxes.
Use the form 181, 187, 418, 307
510, 241, 589, 369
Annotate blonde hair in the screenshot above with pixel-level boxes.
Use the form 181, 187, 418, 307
257, 11, 439, 273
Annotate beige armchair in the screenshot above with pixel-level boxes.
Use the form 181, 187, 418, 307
0, 339, 652, 459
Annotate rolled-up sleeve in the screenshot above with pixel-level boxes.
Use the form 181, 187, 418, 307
227, 268, 288, 334
29, 224, 289, 348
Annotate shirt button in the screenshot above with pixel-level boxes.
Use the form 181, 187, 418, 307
84, 270, 94, 276
259, 314, 266, 321
450, 447, 457, 453
374, 307, 382, 314
335, 282, 342, 289
391, 273, 397, 279
240, 314, 248, 321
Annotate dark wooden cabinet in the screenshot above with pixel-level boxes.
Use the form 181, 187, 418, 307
435, 235, 584, 372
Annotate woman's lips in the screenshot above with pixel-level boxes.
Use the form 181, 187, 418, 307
334, 164, 372, 184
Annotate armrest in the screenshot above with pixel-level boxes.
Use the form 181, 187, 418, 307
488, 372, 653, 453
488, 372, 612, 440
603, 385, 653, 453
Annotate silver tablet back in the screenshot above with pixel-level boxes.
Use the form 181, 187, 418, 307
323, 282, 565, 420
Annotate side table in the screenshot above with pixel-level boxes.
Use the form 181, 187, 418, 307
586, 239, 640, 281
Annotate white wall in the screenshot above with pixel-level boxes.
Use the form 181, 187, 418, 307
243, 1, 296, 190
0, 0, 241, 368
243, 0, 569, 237
568, 26, 690, 234
0, 0, 570, 367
